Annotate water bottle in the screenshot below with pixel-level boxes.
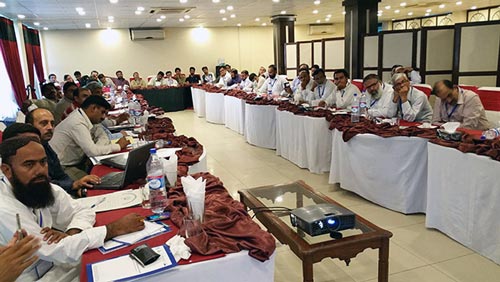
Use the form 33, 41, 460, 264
351, 93, 360, 123
480, 128, 500, 140
121, 90, 128, 106
359, 92, 368, 116
147, 148, 168, 214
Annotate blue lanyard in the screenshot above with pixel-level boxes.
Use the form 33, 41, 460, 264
340, 89, 346, 98
397, 87, 413, 118
370, 99, 379, 107
445, 103, 459, 119
38, 210, 43, 227
268, 78, 277, 88
318, 85, 326, 98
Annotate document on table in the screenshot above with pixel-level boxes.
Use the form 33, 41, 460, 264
76, 189, 142, 213
88, 245, 177, 282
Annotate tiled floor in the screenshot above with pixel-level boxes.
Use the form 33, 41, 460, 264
169, 110, 500, 282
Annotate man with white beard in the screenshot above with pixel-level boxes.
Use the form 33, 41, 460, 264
362, 74, 394, 118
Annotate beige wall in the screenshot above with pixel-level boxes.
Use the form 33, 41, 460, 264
294, 24, 345, 41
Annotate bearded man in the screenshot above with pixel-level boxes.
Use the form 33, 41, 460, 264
362, 74, 395, 118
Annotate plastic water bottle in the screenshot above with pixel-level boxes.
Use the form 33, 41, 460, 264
480, 128, 500, 140
121, 90, 128, 106
147, 148, 167, 214
351, 93, 360, 123
359, 92, 368, 116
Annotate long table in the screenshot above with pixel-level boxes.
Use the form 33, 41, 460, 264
205, 92, 225, 124
134, 87, 193, 112
191, 87, 206, 117
245, 104, 278, 149
426, 143, 500, 264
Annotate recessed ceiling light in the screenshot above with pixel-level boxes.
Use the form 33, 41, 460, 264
230, 14, 235, 18
470, 6, 477, 10
43, 27, 48, 30
325, 17, 330, 21
378, 13, 382, 17
408, 12, 413, 16
108, 19, 114, 22
312, 10, 318, 14
400, 2, 407, 7
392, 18, 396, 21
395, 9, 400, 13
219, 9, 226, 14
342, 11, 346, 15
425, 12, 430, 16
179, 18, 184, 22
34, 22, 40, 26
227, 5, 233, 11
110, 0, 118, 3
262, 23, 267, 26
222, 17, 227, 21
212, 0, 220, 3
385, 5, 391, 10
85, 23, 91, 28
0, 2, 6, 8
137, 6, 144, 11
108, 16, 114, 20
456, 1, 462, 5
316, 19, 321, 23
156, 18, 162, 22
184, 14, 190, 19
280, 10, 286, 14
439, 4, 445, 8
18, 14, 25, 19
255, 17, 260, 21
314, 0, 321, 4
78, 11, 86, 16
160, 15, 166, 19
237, 23, 241, 27
179, 0, 188, 3
75, 7, 83, 12
135, 10, 142, 15
426, 9, 432, 13
272, 0, 280, 3
378, 10, 383, 13
326, 14, 331, 17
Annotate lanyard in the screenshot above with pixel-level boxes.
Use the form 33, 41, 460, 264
268, 78, 277, 94
397, 87, 413, 118
37, 210, 43, 227
340, 89, 346, 98
370, 99, 379, 107
445, 103, 459, 119
318, 85, 326, 98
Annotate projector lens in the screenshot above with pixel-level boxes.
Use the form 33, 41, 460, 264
327, 218, 340, 230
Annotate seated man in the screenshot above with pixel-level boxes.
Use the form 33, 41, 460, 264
48, 73, 58, 84
61, 87, 91, 121
291, 63, 309, 93
130, 72, 147, 89
215, 67, 232, 88
148, 71, 166, 87
201, 66, 214, 84
97, 73, 116, 89
293, 70, 315, 104
432, 80, 490, 130
311, 69, 336, 106
387, 73, 433, 122
164, 71, 179, 87
3, 120, 100, 198
50, 95, 130, 180
32, 83, 58, 114
85, 81, 104, 96
185, 67, 201, 85
324, 69, 360, 108
173, 67, 186, 85
257, 64, 288, 97
54, 82, 78, 125
391, 64, 422, 85
362, 74, 394, 117
113, 70, 130, 89
0, 136, 145, 281
239, 70, 253, 92
227, 69, 242, 89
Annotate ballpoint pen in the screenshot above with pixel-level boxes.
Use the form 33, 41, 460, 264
16, 213, 24, 241
91, 197, 106, 209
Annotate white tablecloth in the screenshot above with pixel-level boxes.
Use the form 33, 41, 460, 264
205, 92, 225, 124
224, 96, 245, 135
426, 143, 500, 264
275, 109, 331, 173
244, 104, 277, 149
191, 87, 206, 118
329, 129, 428, 214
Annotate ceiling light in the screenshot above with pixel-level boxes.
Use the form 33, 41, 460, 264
219, 9, 226, 14
426, 9, 432, 13
392, 18, 395, 21
184, 15, 190, 19
314, 0, 321, 4
237, 23, 241, 27
456, 1, 462, 5
425, 12, 430, 16
395, 9, 400, 13
179, 0, 188, 3
378, 10, 383, 13
135, 11, 142, 15
137, 6, 144, 11
156, 18, 162, 22
326, 14, 331, 17
316, 19, 321, 23
439, 4, 445, 8
255, 17, 260, 21
227, 5, 233, 11
470, 6, 477, 10
325, 17, 330, 21
342, 11, 346, 15
262, 23, 267, 26
43, 27, 48, 30
160, 15, 166, 19
0, 2, 5, 8
272, 0, 280, 3
179, 18, 184, 22
108, 19, 114, 22
108, 16, 114, 20
230, 14, 235, 18
312, 10, 318, 14
17, 14, 25, 19
408, 12, 413, 16
34, 22, 40, 26
85, 23, 91, 28
378, 13, 382, 17
212, 0, 220, 3
222, 17, 227, 21
75, 7, 83, 12
385, 5, 391, 10
400, 2, 407, 7
78, 11, 86, 16
280, 10, 286, 14
110, 0, 118, 3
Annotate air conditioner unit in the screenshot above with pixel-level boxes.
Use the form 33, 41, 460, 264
309, 24, 334, 35
129, 28, 165, 41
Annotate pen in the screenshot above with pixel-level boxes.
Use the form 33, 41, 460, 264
16, 213, 24, 241
91, 197, 106, 209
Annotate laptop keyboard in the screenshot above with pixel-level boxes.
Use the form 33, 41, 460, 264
101, 172, 125, 185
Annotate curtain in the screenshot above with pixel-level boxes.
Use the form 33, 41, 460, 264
23, 25, 36, 98
0, 17, 27, 107
23, 25, 45, 99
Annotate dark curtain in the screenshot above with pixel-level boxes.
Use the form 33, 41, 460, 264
0, 17, 27, 106
23, 25, 36, 98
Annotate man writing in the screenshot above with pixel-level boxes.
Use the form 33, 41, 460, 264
387, 73, 433, 122
0, 136, 145, 281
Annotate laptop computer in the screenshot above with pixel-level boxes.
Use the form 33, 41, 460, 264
94, 142, 155, 190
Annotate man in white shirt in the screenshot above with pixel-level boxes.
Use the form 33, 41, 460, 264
239, 70, 254, 92
293, 70, 315, 104
391, 65, 422, 85
257, 64, 288, 98
50, 95, 130, 180
147, 71, 166, 87
164, 71, 179, 87
0, 136, 145, 282
387, 73, 433, 122
201, 66, 214, 84
291, 64, 309, 93
324, 69, 361, 108
362, 74, 394, 117
311, 69, 336, 106
215, 67, 231, 88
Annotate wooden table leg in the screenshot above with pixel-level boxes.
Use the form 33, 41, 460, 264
302, 257, 314, 282
378, 238, 390, 282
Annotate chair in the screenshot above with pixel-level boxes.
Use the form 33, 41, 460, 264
413, 84, 432, 97
147, 75, 154, 82
459, 84, 479, 93
477, 87, 500, 126
351, 79, 364, 92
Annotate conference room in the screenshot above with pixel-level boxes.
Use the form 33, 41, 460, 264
0, 0, 499, 282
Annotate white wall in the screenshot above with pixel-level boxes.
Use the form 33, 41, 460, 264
41, 26, 274, 79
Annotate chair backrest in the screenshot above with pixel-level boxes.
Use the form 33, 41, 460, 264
477, 87, 500, 111
147, 75, 154, 82
129, 77, 135, 82
413, 84, 432, 97
351, 79, 364, 92
459, 84, 478, 93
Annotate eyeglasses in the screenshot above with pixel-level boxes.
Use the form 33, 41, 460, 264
364, 81, 378, 89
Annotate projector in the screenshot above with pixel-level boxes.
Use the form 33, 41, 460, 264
290, 203, 356, 238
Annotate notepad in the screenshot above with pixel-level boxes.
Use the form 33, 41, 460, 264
76, 189, 142, 213
87, 245, 177, 282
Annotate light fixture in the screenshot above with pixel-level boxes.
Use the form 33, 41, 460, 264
0, 2, 5, 8
156, 18, 162, 22
212, 0, 220, 3
230, 14, 235, 18
312, 9, 318, 14
227, 5, 233, 11
425, 12, 430, 16
314, 0, 320, 5
378, 10, 383, 13
280, 10, 286, 14
342, 11, 346, 15
237, 23, 241, 27
43, 27, 48, 30
439, 4, 445, 8
184, 15, 190, 19
392, 18, 395, 21
326, 14, 331, 17
408, 12, 413, 16
18, 14, 25, 19
400, 2, 407, 7
108, 19, 114, 22
160, 15, 166, 19
378, 13, 382, 17
325, 17, 330, 21
426, 9, 432, 13
179, 0, 188, 3
316, 19, 321, 23
34, 22, 40, 26
108, 16, 114, 20
222, 17, 227, 21
75, 7, 83, 12
255, 17, 260, 21
272, 0, 280, 3
85, 23, 91, 28
179, 18, 185, 22
219, 9, 226, 14
110, 0, 118, 3
470, 6, 477, 10
135, 10, 142, 15
137, 6, 144, 11
79, 11, 86, 16
395, 9, 400, 13
385, 5, 391, 10
456, 1, 462, 5
262, 23, 267, 26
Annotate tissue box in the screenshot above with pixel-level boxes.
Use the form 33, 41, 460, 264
437, 129, 463, 141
